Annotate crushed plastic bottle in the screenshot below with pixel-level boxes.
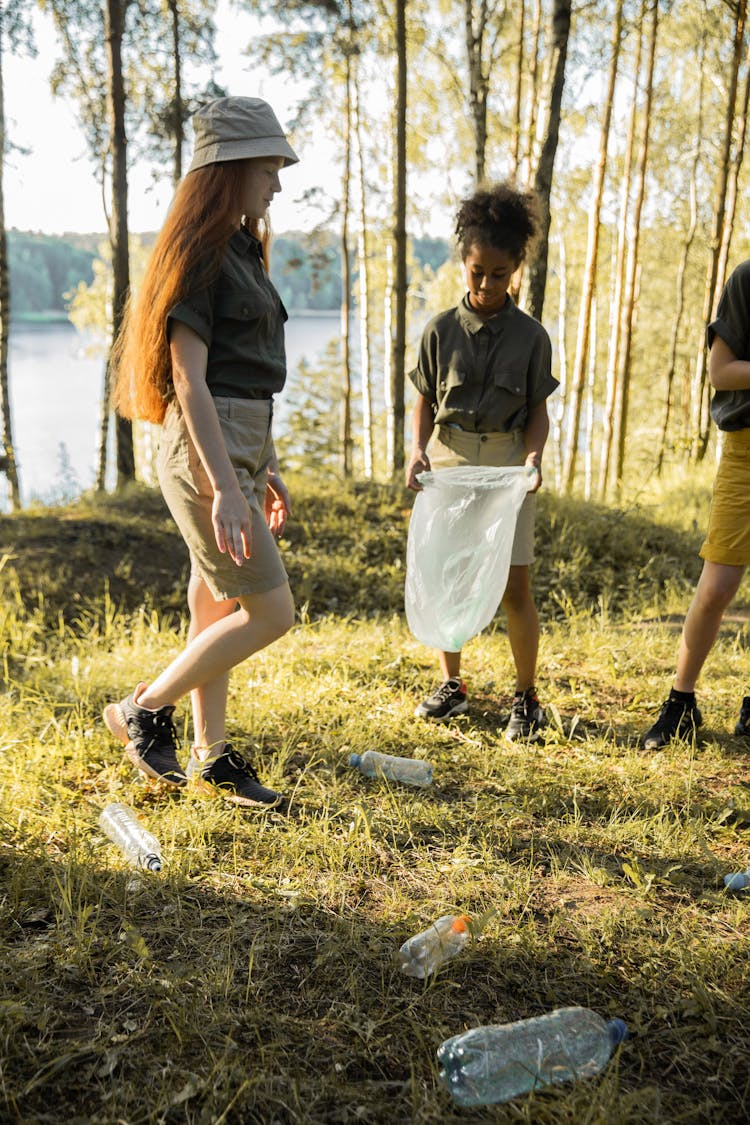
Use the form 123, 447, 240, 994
349, 750, 433, 787
437, 1005, 628, 1106
398, 914, 470, 978
724, 868, 750, 890
99, 802, 163, 872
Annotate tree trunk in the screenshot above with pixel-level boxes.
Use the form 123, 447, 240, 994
560, 0, 622, 493
0, 39, 20, 510
526, 0, 571, 323
387, 0, 407, 480
613, 0, 658, 491
690, 0, 746, 462
339, 36, 353, 478
105, 0, 135, 489
656, 28, 706, 476
599, 13, 643, 500
583, 296, 597, 501
169, 0, 183, 187
354, 55, 374, 480
509, 0, 524, 180
552, 231, 567, 490
464, 0, 488, 186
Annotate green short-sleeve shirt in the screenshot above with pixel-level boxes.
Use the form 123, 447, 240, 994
168, 227, 288, 399
707, 259, 750, 431
408, 293, 557, 432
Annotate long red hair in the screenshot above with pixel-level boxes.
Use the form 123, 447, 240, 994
111, 161, 271, 424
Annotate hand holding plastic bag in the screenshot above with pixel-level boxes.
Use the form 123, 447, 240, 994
405, 465, 534, 652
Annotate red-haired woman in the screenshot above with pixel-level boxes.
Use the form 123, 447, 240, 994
104, 97, 298, 808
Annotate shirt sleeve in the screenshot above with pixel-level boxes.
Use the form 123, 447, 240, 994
407, 320, 439, 402
527, 325, 557, 407
168, 277, 217, 349
708, 263, 750, 359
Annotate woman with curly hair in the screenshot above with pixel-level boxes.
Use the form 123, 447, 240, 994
406, 183, 558, 740
103, 97, 299, 808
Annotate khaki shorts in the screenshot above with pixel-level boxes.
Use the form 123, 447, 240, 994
157, 397, 288, 601
700, 428, 750, 567
427, 425, 536, 566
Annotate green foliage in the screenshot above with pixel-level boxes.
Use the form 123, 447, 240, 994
0, 472, 749, 1122
7, 231, 95, 317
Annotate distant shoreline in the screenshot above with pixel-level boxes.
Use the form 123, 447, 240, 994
10, 308, 341, 329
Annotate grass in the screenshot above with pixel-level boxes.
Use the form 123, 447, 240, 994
1, 468, 749, 1123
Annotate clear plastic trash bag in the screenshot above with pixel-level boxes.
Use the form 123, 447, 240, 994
405, 465, 534, 652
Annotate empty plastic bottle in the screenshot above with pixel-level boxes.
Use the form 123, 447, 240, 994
398, 914, 470, 978
349, 750, 433, 787
99, 803, 162, 872
724, 868, 750, 890
437, 1006, 628, 1106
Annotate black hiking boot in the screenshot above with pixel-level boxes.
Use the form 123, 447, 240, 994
187, 744, 284, 808
103, 683, 186, 788
642, 694, 703, 750
504, 687, 547, 742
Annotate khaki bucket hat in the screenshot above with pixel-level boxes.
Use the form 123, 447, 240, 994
187, 96, 299, 174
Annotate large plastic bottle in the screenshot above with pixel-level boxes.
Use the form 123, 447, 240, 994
398, 914, 470, 978
349, 750, 433, 787
99, 803, 163, 872
437, 1006, 628, 1106
724, 868, 750, 890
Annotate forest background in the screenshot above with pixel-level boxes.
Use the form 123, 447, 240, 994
3, 0, 750, 510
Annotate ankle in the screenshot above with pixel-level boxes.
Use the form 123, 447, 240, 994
670, 687, 696, 703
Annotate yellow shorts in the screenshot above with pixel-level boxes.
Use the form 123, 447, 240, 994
427, 425, 536, 566
700, 429, 750, 567
157, 397, 288, 601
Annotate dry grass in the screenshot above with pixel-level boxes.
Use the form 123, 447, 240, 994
1, 470, 749, 1124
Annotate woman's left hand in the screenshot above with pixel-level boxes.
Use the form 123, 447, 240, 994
265, 471, 291, 537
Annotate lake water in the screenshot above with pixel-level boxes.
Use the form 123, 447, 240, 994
4, 314, 344, 508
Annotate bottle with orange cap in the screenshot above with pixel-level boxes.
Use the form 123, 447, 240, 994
397, 914, 471, 978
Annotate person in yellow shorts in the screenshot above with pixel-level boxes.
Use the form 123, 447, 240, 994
643, 259, 750, 748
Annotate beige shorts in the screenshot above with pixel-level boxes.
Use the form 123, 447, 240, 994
157, 397, 288, 601
427, 425, 536, 566
700, 428, 750, 567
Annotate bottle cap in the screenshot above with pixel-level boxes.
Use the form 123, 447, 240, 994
607, 1018, 628, 1046
724, 871, 750, 890
144, 855, 162, 872
451, 914, 471, 933
349, 753, 361, 767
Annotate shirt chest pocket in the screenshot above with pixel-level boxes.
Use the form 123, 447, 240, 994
215, 288, 276, 323
493, 369, 527, 400
437, 367, 466, 402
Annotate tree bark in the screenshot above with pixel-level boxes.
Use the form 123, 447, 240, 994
105, 0, 134, 489
339, 30, 353, 478
0, 36, 20, 510
387, 0, 407, 480
526, 0, 571, 323
691, 0, 746, 462
560, 0, 622, 493
353, 52, 374, 480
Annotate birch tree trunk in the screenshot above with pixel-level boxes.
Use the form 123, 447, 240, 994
583, 297, 597, 501
526, 0, 571, 323
690, 0, 746, 462
0, 36, 20, 510
509, 0, 524, 180
560, 0, 622, 493
339, 38, 353, 478
613, 0, 658, 492
387, 0, 407, 480
656, 28, 706, 476
599, 13, 643, 499
354, 58, 374, 480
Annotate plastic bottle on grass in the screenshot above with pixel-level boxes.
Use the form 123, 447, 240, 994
398, 914, 470, 978
99, 803, 162, 872
349, 750, 433, 787
437, 1006, 628, 1107
724, 868, 750, 890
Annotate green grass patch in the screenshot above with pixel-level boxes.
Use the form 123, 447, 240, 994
1, 471, 749, 1122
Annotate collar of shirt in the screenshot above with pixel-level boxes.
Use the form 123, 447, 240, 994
457, 291, 516, 336
229, 226, 264, 259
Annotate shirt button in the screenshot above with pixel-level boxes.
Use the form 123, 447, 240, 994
480, 435, 488, 443
241, 305, 250, 317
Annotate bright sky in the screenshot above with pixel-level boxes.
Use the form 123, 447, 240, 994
4, 1, 314, 235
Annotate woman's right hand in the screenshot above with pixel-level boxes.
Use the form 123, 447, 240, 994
406, 449, 431, 491
212, 484, 253, 566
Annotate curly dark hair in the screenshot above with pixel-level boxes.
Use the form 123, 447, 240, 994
454, 183, 539, 264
